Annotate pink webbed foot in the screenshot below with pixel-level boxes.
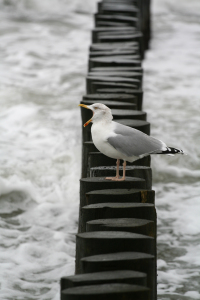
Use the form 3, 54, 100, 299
105, 176, 125, 181
105, 176, 119, 180
113, 177, 125, 181
105, 159, 126, 181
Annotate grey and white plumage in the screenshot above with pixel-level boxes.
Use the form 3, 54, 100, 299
79, 103, 184, 181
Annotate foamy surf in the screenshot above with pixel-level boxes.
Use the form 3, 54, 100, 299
0, 0, 200, 299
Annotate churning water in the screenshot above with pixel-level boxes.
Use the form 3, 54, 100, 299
0, 0, 199, 299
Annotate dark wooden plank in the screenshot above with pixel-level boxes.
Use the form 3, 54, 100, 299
86, 218, 155, 237
90, 165, 152, 189
61, 283, 150, 300
76, 231, 155, 272
85, 188, 155, 205
80, 252, 156, 300
61, 270, 147, 291
79, 202, 156, 232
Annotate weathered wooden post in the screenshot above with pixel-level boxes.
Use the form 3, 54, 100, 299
60, 0, 157, 299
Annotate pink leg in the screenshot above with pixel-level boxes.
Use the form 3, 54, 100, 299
105, 159, 120, 180
120, 160, 126, 181
105, 160, 127, 181
111, 160, 126, 181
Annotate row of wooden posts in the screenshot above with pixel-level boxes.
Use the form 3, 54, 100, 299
60, 0, 157, 299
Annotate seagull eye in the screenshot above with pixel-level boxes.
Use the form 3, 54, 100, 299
94, 107, 98, 110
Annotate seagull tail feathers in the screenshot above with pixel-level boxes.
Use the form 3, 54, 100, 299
152, 147, 186, 156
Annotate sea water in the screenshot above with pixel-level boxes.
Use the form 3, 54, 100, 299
0, 0, 199, 299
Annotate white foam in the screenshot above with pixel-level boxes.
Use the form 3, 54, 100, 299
0, 0, 200, 298
144, 0, 200, 297
184, 291, 200, 299
0, 0, 99, 298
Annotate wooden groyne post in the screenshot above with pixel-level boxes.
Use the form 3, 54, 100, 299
61, 0, 157, 299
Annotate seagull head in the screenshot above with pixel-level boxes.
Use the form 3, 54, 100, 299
79, 103, 113, 127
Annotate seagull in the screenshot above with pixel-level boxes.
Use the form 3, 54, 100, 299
79, 103, 184, 181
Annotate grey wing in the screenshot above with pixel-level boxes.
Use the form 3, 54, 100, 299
107, 122, 165, 157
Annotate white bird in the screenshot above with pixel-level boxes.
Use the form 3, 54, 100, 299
79, 103, 184, 181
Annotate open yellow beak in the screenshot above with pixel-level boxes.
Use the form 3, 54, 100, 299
79, 104, 89, 109
79, 104, 93, 127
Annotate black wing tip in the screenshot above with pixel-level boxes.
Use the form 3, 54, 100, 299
160, 147, 185, 155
